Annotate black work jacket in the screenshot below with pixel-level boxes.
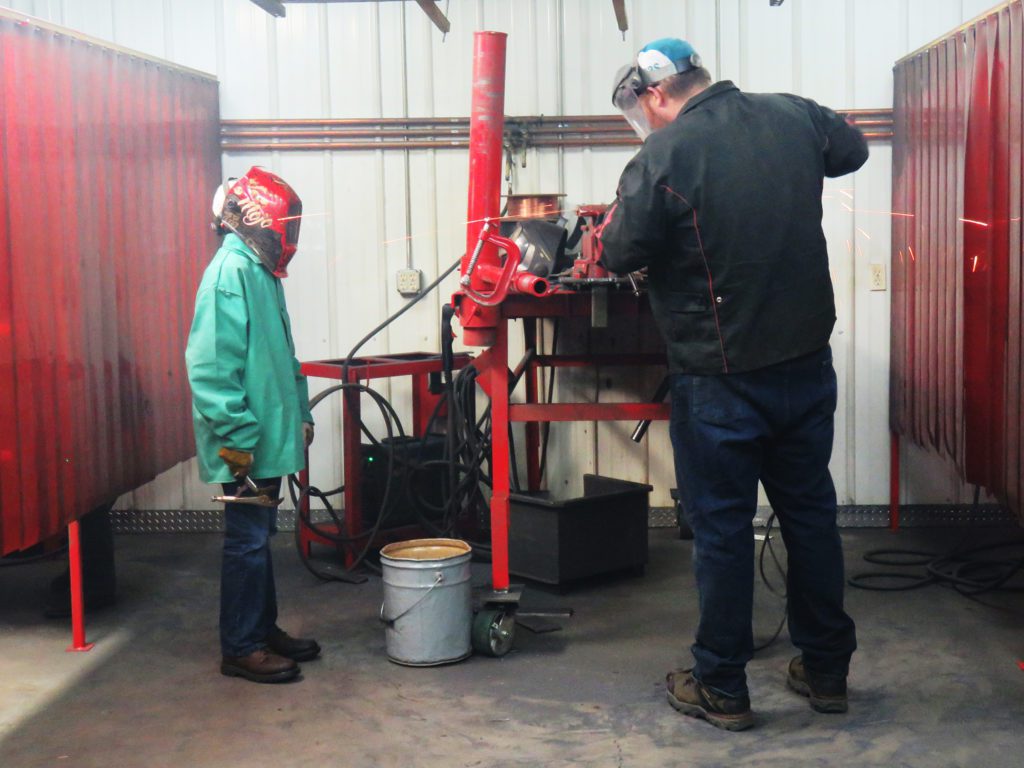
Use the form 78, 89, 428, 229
598, 81, 868, 374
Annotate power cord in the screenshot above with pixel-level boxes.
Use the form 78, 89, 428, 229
848, 538, 1024, 595
287, 257, 461, 581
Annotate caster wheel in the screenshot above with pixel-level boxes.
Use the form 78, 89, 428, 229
472, 608, 516, 657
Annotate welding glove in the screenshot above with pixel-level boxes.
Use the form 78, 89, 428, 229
218, 447, 254, 479
303, 422, 315, 448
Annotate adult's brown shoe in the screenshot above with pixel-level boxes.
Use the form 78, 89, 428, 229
267, 625, 321, 662
787, 656, 848, 713
666, 669, 755, 731
221, 648, 299, 683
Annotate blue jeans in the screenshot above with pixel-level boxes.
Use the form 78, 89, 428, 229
669, 346, 856, 697
220, 478, 280, 657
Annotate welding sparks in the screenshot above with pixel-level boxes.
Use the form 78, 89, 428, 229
971, 254, 979, 272
856, 227, 871, 240
898, 249, 905, 264
848, 207, 914, 218
908, 245, 916, 262
839, 190, 855, 200
381, 209, 576, 247
277, 212, 330, 222
959, 217, 990, 227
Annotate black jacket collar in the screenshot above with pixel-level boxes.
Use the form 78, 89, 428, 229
681, 80, 740, 116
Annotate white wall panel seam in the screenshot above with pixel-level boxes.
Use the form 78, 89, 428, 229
162, 0, 172, 58
214, 0, 226, 89
401, 3, 413, 270
268, 11, 279, 117
792, 0, 802, 94
845, 0, 857, 503
715, 0, 722, 78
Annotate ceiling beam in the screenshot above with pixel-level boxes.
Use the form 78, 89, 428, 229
249, 0, 286, 17
611, 0, 628, 33
250, 0, 450, 33
413, 0, 450, 33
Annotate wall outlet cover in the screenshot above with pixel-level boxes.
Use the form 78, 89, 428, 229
396, 268, 422, 296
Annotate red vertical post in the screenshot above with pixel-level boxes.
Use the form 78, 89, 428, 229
458, 31, 507, 348
67, 519, 94, 652
298, 465, 312, 558
889, 432, 901, 532
490, 321, 511, 591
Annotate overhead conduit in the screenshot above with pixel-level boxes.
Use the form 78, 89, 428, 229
220, 111, 892, 152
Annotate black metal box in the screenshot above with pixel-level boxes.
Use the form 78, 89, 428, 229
508, 474, 652, 585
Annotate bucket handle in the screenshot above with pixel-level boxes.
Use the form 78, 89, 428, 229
379, 572, 444, 626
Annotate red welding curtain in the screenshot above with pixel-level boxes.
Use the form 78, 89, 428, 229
892, 1, 1024, 518
0, 13, 221, 554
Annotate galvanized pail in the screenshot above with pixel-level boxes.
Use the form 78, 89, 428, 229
379, 538, 473, 666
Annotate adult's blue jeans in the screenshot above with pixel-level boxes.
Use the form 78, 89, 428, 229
669, 346, 856, 698
220, 478, 280, 658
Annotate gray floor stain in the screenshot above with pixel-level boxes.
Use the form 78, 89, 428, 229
1, 527, 1022, 767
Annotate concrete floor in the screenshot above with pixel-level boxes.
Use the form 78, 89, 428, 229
1, 526, 1023, 768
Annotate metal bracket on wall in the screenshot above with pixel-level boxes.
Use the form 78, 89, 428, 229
248, 0, 629, 38
247, 1, 450, 34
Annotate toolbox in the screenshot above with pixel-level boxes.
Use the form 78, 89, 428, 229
508, 474, 653, 585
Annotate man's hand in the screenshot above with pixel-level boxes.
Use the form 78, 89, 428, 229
303, 422, 315, 448
218, 447, 253, 479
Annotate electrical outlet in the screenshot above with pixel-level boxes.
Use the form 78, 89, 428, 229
396, 267, 422, 297
869, 263, 887, 291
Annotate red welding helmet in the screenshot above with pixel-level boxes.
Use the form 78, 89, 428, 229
215, 166, 302, 278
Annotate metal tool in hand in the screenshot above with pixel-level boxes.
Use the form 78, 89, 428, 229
211, 475, 284, 507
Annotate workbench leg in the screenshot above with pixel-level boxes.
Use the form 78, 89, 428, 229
524, 319, 541, 491
490, 322, 511, 591
343, 382, 363, 567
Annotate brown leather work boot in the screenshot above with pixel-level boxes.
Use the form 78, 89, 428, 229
666, 669, 755, 731
267, 625, 321, 662
221, 648, 299, 683
787, 656, 848, 713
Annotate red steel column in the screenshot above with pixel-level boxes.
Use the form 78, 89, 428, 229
67, 520, 94, 652
889, 432, 900, 532
459, 31, 507, 347
489, 321, 511, 591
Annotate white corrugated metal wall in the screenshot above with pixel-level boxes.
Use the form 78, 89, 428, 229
3, 0, 1001, 510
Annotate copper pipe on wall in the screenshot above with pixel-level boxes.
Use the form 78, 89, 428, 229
223, 132, 893, 152
221, 110, 892, 152
222, 111, 891, 127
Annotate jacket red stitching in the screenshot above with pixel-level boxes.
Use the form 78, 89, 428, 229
659, 184, 729, 373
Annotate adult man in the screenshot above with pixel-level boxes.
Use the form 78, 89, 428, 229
186, 166, 320, 684
599, 38, 867, 730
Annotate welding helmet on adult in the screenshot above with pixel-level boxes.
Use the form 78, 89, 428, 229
212, 166, 302, 278
612, 37, 703, 140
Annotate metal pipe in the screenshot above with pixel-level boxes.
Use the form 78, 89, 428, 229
221, 109, 890, 128
511, 272, 551, 296
223, 132, 892, 152
460, 31, 508, 347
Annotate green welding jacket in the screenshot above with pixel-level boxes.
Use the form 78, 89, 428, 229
185, 233, 313, 484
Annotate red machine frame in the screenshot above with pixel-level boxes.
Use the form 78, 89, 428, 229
472, 295, 669, 593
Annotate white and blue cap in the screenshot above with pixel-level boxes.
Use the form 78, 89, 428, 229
636, 38, 702, 84
611, 37, 702, 140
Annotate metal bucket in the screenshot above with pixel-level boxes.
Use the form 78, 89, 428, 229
379, 538, 473, 666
